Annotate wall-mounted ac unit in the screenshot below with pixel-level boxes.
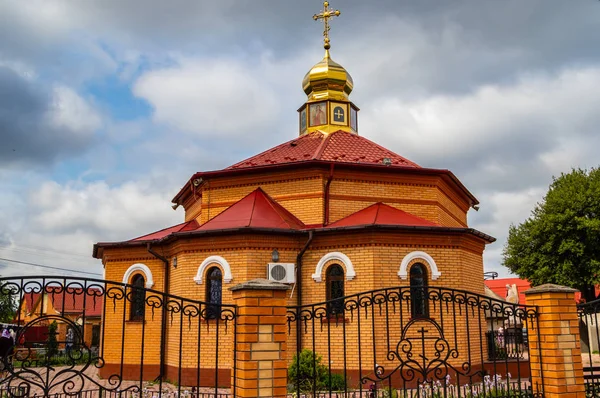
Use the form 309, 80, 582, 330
267, 263, 295, 284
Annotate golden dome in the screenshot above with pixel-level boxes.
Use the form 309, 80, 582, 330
302, 49, 354, 102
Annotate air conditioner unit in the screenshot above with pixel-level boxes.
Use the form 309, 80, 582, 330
267, 263, 295, 284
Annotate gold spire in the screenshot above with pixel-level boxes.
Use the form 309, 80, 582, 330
313, 1, 340, 50
298, 1, 359, 136
303, 1, 352, 102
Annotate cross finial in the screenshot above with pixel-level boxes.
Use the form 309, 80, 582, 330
313, 1, 341, 50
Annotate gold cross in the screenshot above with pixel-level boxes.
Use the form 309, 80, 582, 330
313, 1, 341, 50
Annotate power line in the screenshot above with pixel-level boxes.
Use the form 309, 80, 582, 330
0, 257, 102, 277
0, 244, 90, 259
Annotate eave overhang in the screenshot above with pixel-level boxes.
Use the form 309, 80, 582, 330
172, 160, 479, 208
93, 223, 494, 259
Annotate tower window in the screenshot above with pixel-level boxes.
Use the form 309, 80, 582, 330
130, 274, 146, 321
410, 263, 429, 318
326, 264, 345, 316
205, 267, 223, 319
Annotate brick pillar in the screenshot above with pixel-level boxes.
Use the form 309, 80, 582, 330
231, 279, 290, 398
525, 284, 585, 398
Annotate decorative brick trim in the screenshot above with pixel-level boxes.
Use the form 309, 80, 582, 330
312, 252, 356, 282
194, 255, 233, 284
122, 263, 154, 288
398, 251, 441, 281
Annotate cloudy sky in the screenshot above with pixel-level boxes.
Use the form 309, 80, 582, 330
0, 0, 599, 280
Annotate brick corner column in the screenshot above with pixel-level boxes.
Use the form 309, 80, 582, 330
230, 278, 290, 398
525, 284, 585, 398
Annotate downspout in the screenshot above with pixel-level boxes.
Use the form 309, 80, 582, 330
295, 230, 314, 352
147, 243, 170, 381
323, 164, 335, 226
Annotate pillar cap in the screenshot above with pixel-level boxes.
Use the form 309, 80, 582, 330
229, 278, 291, 292
524, 283, 579, 295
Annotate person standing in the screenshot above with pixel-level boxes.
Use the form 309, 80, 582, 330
65, 328, 74, 356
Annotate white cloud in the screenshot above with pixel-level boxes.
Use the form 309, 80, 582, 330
133, 57, 282, 136
362, 66, 600, 185
30, 180, 180, 239
0, 176, 183, 278
470, 188, 547, 276
48, 86, 103, 135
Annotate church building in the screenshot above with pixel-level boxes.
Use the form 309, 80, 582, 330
93, 2, 494, 387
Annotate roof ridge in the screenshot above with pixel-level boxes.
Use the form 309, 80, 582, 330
353, 134, 420, 167
248, 189, 259, 227
373, 202, 382, 223
312, 131, 330, 160
226, 136, 304, 169
128, 221, 190, 242
256, 188, 306, 228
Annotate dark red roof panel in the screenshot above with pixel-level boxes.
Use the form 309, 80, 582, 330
484, 278, 530, 304
21, 290, 103, 318
326, 202, 439, 228
197, 188, 306, 231
227, 131, 419, 170
130, 220, 200, 242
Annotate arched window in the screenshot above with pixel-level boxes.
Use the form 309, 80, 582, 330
410, 263, 428, 318
205, 267, 223, 319
326, 264, 345, 316
130, 274, 146, 321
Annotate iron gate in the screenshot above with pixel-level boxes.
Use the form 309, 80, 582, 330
578, 298, 600, 397
287, 286, 542, 398
0, 277, 237, 398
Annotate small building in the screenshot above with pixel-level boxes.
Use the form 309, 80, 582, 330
16, 289, 102, 350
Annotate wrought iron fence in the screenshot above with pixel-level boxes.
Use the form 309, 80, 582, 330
0, 277, 237, 398
485, 329, 528, 361
287, 286, 542, 398
577, 298, 600, 398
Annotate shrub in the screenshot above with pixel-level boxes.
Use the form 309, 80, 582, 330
46, 321, 59, 359
327, 373, 346, 391
288, 349, 329, 393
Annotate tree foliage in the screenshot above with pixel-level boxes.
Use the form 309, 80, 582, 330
47, 321, 59, 359
288, 349, 346, 392
503, 168, 600, 296
0, 285, 17, 323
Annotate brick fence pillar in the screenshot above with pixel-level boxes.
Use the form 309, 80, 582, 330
231, 279, 290, 398
525, 284, 585, 398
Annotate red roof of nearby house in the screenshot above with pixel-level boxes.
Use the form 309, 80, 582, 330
485, 278, 531, 304
131, 220, 199, 242
326, 202, 439, 229
197, 188, 306, 231
20, 289, 103, 318
227, 130, 420, 170
484, 277, 600, 304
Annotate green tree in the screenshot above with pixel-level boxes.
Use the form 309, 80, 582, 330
0, 284, 17, 323
47, 321, 59, 359
288, 349, 329, 393
503, 168, 600, 299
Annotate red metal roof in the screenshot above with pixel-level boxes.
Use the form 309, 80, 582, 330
326, 202, 439, 228
131, 220, 199, 242
485, 278, 531, 304
486, 277, 600, 304
21, 289, 103, 318
197, 188, 306, 231
227, 130, 420, 170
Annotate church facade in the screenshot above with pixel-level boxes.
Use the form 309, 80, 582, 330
93, 10, 494, 386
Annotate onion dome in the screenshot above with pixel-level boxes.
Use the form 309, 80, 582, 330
302, 49, 354, 102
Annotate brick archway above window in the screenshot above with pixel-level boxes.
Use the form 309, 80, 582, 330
398, 251, 441, 281
194, 255, 233, 284
122, 263, 154, 288
312, 252, 356, 282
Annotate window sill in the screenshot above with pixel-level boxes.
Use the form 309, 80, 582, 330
409, 316, 434, 321
321, 316, 350, 324
125, 320, 146, 324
